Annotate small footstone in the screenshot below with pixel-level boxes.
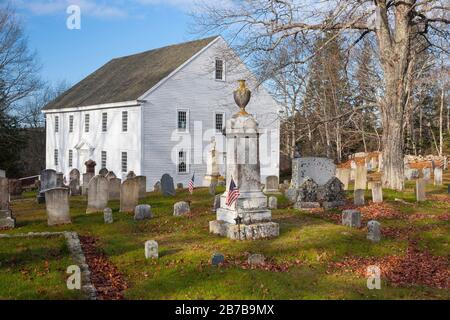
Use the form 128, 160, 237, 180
211, 253, 224, 266
342, 209, 361, 228
173, 201, 190, 216
145, 240, 158, 259
285, 188, 299, 204
177, 183, 183, 190
103, 208, 113, 224
367, 220, 381, 242
268, 196, 277, 209
134, 204, 153, 221
248, 254, 265, 266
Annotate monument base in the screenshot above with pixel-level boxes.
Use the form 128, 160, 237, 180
209, 220, 279, 240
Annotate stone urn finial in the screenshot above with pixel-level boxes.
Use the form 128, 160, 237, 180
233, 80, 251, 116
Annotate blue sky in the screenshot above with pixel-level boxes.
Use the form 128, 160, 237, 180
10, 0, 220, 86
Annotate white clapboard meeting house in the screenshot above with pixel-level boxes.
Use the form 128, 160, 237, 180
42, 36, 280, 191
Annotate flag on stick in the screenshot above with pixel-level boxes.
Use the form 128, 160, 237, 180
188, 173, 195, 194
226, 177, 240, 207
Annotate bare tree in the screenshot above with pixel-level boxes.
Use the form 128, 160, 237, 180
194, 0, 449, 190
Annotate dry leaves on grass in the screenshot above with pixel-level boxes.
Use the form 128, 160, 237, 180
345, 202, 407, 221
79, 236, 128, 300
328, 244, 450, 290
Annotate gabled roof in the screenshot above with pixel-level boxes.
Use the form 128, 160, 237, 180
43, 36, 219, 111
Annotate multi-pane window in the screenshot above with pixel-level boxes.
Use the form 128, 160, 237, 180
215, 113, 224, 132
101, 151, 107, 169
178, 150, 187, 173
215, 59, 224, 80
55, 116, 59, 133
102, 113, 108, 132
177, 110, 187, 131
68, 150, 73, 167
54, 149, 59, 166
121, 152, 127, 173
69, 115, 74, 133
122, 111, 128, 132
84, 114, 90, 133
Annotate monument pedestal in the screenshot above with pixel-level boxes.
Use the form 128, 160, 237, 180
209, 80, 279, 241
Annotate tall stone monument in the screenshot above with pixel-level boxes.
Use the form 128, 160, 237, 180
203, 138, 221, 186
82, 159, 96, 195
210, 80, 279, 240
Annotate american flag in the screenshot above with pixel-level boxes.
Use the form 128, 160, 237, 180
188, 173, 195, 194
226, 177, 240, 207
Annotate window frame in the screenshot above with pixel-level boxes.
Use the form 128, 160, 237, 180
177, 148, 189, 175
122, 111, 128, 133
101, 151, 107, 169
176, 109, 189, 133
84, 113, 90, 133
214, 58, 225, 81
54, 116, 59, 133
68, 150, 73, 167
214, 112, 225, 133
121, 151, 128, 173
54, 149, 59, 166
69, 115, 74, 133
101, 112, 108, 133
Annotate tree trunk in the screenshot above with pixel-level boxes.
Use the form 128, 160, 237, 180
439, 87, 444, 156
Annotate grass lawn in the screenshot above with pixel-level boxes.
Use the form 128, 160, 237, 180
1, 172, 449, 300
0, 236, 85, 300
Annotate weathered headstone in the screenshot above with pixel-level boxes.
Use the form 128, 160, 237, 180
136, 176, 147, 198
212, 194, 221, 213
145, 240, 158, 259
354, 163, 367, 190
173, 201, 190, 216
104, 208, 113, 224
161, 174, 175, 196
134, 204, 152, 221
38, 169, 57, 203
45, 188, 71, 226
263, 176, 279, 193
434, 167, 443, 186
127, 171, 136, 179
336, 167, 351, 190
209, 181, 217, 195
292, 157, 336, 187
321, 177, 346, 208
0, 169, 5, 178
342, 209, 361, 228
294, 177, 320, 209
105, 171, 117, 180
0, 177, 15, 229
56, 173, 64, 187
248, 254, 265, 266
120, 178, 139, 213
153, 181, 161, 193
211, 253, 224, 266
69, 169, 81, 196
367, 220, 381, 242
422, 168, 431, 181
176, 183, 183, 190
285, 187, 299, 204
108, 178, 121, 201
82, 172, 94, 195
268, 196, 278, 209
371, 182, 383, 203
354, 189, 365, 206
415, 178, 426, 202
99, 168, 109, 176
86, 175, 109, 214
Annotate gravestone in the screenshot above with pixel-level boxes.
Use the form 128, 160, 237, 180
292, 157, 336, 187
177, 183, 183, 190
0, 169, 5, 178
212, 194, 221, 213
367, 220, 381, 242
415, 178, 426, 202
120, 178, 139, 213
104, 208, 113, 224
268, 196, 277, 209
263, 176, 279, 193
294, 177, 320, 209
45, 188, 71, 226
422, 168, 431, 181
136, 176, 147, 198
105, 171, 117, 180
285, 187, 299, 204
145, 240, 158, 259
210, 81, 279, 240
354, 189, 365, 206
336, 168, 350, 190
321, 177, 346, 208
38, 169, 57, 203
248, 254, 265, 266
354, 163, 367, 190
134, 204, 152, 221
56, 173, 64, 187
83, 160, 96, 195
211, 253, 224, 266
86, 175, 109, 214
161, 174, 175, 196
371, 182, 383, 203
203, 137, 221, 186
434, 167, 443, 186
85, 159, 96, 173
173, 201, 190, 216
342, 209, 361, 228
127, 171, 136, 179
209, 181, 217, 195
153, 181, 161, 193
99, 168, 109, 176
69, 169, 81, 196
108, 178, 121, 201
0, 177, 15, 229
